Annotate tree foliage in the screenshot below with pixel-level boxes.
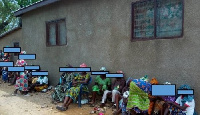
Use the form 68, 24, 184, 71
0, 0, 40, 35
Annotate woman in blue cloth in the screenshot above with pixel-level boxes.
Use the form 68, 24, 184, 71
2, 67, 8, 83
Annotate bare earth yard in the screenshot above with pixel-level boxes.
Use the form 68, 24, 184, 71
0, 81, 114, 115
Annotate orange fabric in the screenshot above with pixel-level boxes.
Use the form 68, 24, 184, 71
150, 77, 159, 85
148, 78, 159, 114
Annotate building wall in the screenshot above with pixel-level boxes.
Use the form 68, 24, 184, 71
0, 29, 22, 63
21, 0, 200, 110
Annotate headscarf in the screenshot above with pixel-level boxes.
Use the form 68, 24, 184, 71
178, 84, 194, 103
150, 77, 158, 85
80, 63, 87, 67
100, 67, 106, 71
140, 75, 149, 82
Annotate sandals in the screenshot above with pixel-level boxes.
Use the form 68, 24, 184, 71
56, 106, 68, 111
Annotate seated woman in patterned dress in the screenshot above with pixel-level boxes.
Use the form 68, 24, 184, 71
56, 63, 90, 111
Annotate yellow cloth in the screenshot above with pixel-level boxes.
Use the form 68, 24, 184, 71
34, 84, 48, 92
32, 78, 38, 84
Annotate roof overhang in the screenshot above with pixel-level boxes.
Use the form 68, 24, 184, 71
0, 27, 21, 39
14, 0, 60, 17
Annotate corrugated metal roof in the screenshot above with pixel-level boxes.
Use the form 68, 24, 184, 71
14, 0, 60, 17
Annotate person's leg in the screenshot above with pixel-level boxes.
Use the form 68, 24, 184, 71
62, 96, 70, 107
90, 91, 97, 104
65, 97, 73, 108
100, 90, 111, 107
112, 90, 120, 103
115, 94, 121, 110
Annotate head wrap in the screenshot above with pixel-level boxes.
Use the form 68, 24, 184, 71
178, 84, 194, 103
140, 75, 149, 82
100, 67, 106, 71
80, 63, 87, 67
20, 51, 26, 54
164, 82, 171, 84
150, 77, 158, 85
116, 70, 123, 73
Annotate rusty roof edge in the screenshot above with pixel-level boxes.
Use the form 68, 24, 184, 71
0, 27, 22, 39
14, 0, 60, 17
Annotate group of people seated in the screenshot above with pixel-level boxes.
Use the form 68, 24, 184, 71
0, 51, 49, 96
52, 63, 196, 115
0, 51, 196, 115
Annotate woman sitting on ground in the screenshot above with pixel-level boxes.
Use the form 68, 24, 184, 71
89, 67, 111, 107
28, 75, 48, 92
164, 84, 195, 115
56, 63, 90, 111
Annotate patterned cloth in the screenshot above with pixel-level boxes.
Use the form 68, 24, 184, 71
15, 72, 28, 91
52, 73, 75, 102
92, 75, 111, 94
66, 73, 90, 102
2, 69, 8, 81
127, 79, 151, 112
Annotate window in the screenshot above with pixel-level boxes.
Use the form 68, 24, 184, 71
131, 0, 184, 41
46, 19, 67, 46
14, 42, 19, 56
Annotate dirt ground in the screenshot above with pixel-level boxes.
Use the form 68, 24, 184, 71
0, 80, 115, 115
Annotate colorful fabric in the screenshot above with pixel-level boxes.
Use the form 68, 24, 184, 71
92, 75, 111, 93
2, 69, 8, 81
66, 73, 90, 102
15, 59, 27, 66
148, 78, 159, 114
174, 96, 195, 115
32, 78, 38, 84
178, 84, 194, 103
15, 72, 28, 91
36, 76, 48, 84
127, 80, 151, 111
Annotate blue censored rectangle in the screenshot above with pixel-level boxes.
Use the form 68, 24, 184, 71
3, 47, 21, 53
19, 54, 36, 60
76, 67, 91, 72
91, 71, 109, 75
152, 85, 176, 96
32, 71, 48, 76
8, 67, 24, 72
178, 90, 194, 95
59, 68, 77, 72
0, 62, 14, 67
25, 66, 40, 70
106, 74, 123, 78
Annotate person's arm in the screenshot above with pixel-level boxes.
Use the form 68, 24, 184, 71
167, 101, 187, 110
